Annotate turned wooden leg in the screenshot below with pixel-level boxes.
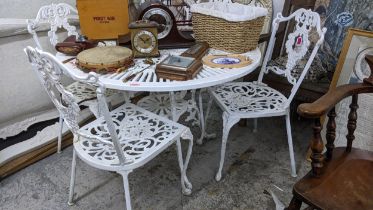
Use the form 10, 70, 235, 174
346, 94, 358, 152
311, 118, 324, 177
325, 108, 336, 160
285, 196, 302, 210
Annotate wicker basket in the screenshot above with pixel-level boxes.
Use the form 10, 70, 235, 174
191, 3, 267, 53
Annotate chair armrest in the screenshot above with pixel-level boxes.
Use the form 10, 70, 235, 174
297, 83, 373, 118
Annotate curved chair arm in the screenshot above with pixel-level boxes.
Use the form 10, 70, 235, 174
298, 55, 373, 118
297, 83, 373, 118
298, 55, 373, 176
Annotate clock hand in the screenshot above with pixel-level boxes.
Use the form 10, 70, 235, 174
139, 37, 146, 43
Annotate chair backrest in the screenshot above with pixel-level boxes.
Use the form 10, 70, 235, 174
24, 46, 129, 165
258, 8, 327, 108
24, 46, 81, 133
27, 3, 79, 50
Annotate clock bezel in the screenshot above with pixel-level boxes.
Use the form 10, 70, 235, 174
142, 7, 173, 40
133, 30, 157, 53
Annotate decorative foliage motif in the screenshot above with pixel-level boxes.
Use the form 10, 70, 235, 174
65, 82, 97, 104
335, 12, 354, 27
27, 3, 78, 47
137, 93, 188, 120
65, 82, 118, 104
25, 47, 81, 133
212, 82, 287, 114
77, 104, 188, 165
266, 9, 320, 85
266, 50, 325, 82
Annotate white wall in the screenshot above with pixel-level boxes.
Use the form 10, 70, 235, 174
0, 0, 76, 18
0, 0, 76, 126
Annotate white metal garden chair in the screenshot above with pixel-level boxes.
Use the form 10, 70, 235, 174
205, 8, 327, 181
24, 46, 194, 210
26, 3, 117, 153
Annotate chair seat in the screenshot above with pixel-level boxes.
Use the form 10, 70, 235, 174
74, 103, 190, 171
293, 147, 373, 210
211, 82, 288, 117
66, 82, 117, 104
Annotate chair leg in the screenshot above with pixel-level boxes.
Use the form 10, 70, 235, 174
68, 149, 77, 206
216, 112, 240, 181
286, 113, 297, 177
285, 196, 302, 210
57, 114, 64, 153
175, 137, 193, 195
253, 118, 258, 133
180, 133, 194, 195
118, 170, 133, 210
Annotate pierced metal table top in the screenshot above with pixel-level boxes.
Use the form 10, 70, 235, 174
58, 48, 261, 92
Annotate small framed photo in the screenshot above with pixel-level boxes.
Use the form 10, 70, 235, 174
160, 55, 195, 71
155, 55, 202, 81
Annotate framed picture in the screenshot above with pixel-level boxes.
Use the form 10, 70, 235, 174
327, 28, 373, 151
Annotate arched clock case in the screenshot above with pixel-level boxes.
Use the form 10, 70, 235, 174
119, 1, 195, 49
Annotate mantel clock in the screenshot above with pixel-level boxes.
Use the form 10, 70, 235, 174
129, 20, 160, 58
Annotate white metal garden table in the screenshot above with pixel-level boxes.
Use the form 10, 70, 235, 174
58, 47, 261, 141
57, 47, 260, 191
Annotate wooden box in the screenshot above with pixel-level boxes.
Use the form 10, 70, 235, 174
155, 55, 202, 81
77, 0, 130, 40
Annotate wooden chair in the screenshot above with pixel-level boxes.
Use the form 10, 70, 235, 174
205, 8, 327, 181
24, 46, 194, 210
286, 55, 373, 210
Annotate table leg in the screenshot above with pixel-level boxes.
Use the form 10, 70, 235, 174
197, 89, 205, 145
198, 88, 216, 144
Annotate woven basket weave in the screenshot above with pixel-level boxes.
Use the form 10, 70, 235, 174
192, 13, 265, 53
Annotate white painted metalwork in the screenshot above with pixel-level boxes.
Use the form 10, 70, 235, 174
26, 3, 78, 48
137, 92, 188, 120
207, 8, 327, 181
58, 48, 261, 145
25, 46, 193, 210
26, 4, 119, 153
137, 90, 205, 143
58, 48, 261, 92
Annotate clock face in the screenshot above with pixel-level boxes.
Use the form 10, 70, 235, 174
142, 8, 173, 39
133, 30, 157, 54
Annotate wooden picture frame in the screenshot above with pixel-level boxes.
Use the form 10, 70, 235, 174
330, 28, 373, 89
326, 28, 373, 151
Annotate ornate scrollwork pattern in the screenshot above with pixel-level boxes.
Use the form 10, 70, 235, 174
212, 82, 287, 114
25, 47, 81, 133
65, 82, 97, 103
65, 82, 118, 104
266, 9, 319, 85
29, 3, 78, 46
137, 93, 188, 120
77, 104, 186, 165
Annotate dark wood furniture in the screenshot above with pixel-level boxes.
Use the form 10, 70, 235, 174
285, 55, 373, 210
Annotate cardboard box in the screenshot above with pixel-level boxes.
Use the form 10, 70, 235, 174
77, 0, 130, 40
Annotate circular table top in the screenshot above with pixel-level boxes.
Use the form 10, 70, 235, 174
58, 48, 261, 92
